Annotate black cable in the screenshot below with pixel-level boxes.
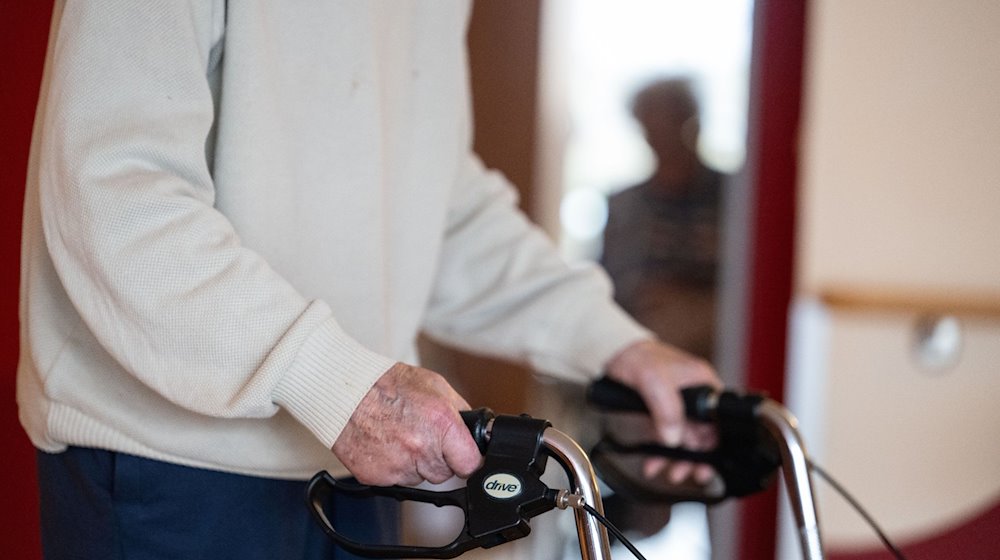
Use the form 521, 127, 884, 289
808, 460, 909, 560
580, 503, 648, 560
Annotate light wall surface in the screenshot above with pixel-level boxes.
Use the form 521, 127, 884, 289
799, 0, 1000, 299
792, 0, 1000, 556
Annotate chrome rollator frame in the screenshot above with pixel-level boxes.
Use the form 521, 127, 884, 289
541, 398, 822, 560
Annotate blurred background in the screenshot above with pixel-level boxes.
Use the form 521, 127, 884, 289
4, 1, 998, 558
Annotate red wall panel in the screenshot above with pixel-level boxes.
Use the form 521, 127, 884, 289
1, 2, 53, 558
739, 1, 807, 558
828, 498, 1000, 560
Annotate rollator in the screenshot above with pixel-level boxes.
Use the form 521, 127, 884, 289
307, 378, 903, 560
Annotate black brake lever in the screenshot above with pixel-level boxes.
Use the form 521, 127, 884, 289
306, 409, 560, 559
586, 377, 780, 503
307, 472, 474, 558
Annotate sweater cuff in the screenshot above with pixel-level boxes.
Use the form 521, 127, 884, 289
272, 311, 396, 449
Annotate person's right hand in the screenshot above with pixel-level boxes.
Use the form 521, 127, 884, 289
332, 362, 483, 487
605, 339, 722, 485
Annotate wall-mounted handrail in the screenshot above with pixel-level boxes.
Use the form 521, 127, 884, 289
815, 285, 1000, 318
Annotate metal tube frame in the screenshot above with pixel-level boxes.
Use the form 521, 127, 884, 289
482, 396, 825, 560
542, 428, 613, 560
757, 400, 825, 560
540, 400, 825, 560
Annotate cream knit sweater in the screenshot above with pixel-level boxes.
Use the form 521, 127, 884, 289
18, 0, 649, 479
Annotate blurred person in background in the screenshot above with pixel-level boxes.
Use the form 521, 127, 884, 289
603, 76, 725, 363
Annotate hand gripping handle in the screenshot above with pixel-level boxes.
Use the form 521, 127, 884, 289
586, 377, 722, 421
306, 408, 557, 559
586, 377, 780, 502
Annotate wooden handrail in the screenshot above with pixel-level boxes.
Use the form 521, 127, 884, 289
815, 285, 1000, 318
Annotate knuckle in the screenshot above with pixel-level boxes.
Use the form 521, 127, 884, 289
399, 432, 427, 457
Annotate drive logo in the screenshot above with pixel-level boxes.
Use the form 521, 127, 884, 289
483, 473, 522, 499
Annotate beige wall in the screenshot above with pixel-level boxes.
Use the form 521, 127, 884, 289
799, 0, 1000, 301
792, 0, 1000, 553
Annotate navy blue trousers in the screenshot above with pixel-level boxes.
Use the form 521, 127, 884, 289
36, 447, 399, 560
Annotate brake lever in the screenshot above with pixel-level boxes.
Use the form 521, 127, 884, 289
306, 409, 560, 559
307, 472, 474, 558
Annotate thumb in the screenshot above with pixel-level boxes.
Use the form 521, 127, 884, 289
441, 414, 484, 478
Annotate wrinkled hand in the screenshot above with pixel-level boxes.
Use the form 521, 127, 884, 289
605, 339, 723, 484
332, 363, 483, 487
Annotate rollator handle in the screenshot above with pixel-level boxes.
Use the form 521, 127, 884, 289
307, 409, 560, 559
586, 377, 720, 421
586, 377, 780, 503
587, 377, 825, 558
587, 376, 769, 423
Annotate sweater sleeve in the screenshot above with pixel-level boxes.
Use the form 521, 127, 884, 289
422, 156, 652, 381
35, 1, 394, 448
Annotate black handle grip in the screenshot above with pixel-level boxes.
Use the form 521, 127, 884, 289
586, 377, 718, 421
460, 407, 494, 454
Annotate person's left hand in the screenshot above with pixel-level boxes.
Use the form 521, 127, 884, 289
604, 339, 723, 484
